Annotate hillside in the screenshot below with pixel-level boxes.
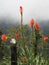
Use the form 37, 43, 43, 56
0, 19, 49, 35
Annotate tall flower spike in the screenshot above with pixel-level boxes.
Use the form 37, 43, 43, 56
30, 19, 34, 27
1, 34, 7, 41
20, 6, 23, 13
35, 23, 39, 30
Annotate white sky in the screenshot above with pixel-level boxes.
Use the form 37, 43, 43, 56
0, 0, 49, 24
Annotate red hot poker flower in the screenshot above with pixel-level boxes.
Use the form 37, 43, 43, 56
15, 33, 19, 39
30, 19, 34, 27
20, 6, 23, 13
44, 36, 48, 42
1, 34, 7, 41
35, 23, 39, 30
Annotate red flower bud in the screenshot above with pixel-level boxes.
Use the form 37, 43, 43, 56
1, 34, 7, 41
44, 36, 48, 42
35, 23, 39, 30
30, 19, 34, 27
20, 6, 23, 13
15, 33, 19, 39
22, 56, 28, 62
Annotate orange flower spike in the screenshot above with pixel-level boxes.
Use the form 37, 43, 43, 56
35, 23, 39, 30
20, 6, 23, 13
30, 19, 34, 27
22, 56, 28, 62
1, 34, 8, 41
15, 33, 19, 39
44, 36, 48, 42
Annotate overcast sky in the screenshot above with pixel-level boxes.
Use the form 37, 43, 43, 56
0, 0, 49, 24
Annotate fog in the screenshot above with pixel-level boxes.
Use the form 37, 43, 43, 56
0, 0, 49, 24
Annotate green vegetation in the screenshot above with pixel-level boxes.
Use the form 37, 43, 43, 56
0, 25, 49, 65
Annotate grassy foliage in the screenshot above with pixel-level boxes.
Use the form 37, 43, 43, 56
0, 25, 49, 65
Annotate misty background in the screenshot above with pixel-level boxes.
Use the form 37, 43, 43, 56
0, 0, 49, 34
